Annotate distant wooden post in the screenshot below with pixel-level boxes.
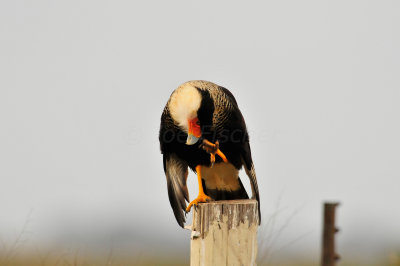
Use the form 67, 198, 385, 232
188, 199, 259, 266
321, 202, 340, 266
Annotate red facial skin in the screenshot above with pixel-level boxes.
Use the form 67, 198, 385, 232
188, 117, 201, 138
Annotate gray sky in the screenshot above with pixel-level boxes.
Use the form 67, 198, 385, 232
0, 0, 399, 263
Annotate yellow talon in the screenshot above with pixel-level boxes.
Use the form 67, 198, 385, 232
216, 149, 228, 163
186, 165, 213, 213
200, 140, 228, 165
186, 193, 212, 212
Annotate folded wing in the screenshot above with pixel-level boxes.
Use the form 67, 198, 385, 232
163, 153, 189, 227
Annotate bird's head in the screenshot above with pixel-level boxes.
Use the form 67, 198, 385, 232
168, 84, 203, 145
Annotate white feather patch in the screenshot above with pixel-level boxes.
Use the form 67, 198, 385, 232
168, 83, 202, 132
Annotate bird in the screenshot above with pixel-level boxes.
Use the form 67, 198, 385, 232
159, 80, 260, 227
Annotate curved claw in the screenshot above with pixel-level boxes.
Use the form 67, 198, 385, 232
186, 193, 212, 213
210, 153, 215, 167
199, 140, 228, 166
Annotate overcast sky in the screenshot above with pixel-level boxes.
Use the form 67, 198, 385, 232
0, 0, 399, 264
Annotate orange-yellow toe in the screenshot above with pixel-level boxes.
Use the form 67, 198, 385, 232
186, 193, 212, 212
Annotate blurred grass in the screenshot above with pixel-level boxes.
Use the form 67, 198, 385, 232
1, 208, 399, 266
0, 255, 188, 266
0, 253, 400, 266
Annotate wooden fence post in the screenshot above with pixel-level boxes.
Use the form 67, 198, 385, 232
188, 199, 259, 266
321, 202, 340, 266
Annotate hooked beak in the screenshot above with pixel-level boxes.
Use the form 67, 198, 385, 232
186, 134, 200, 145
186, 117, 201, 145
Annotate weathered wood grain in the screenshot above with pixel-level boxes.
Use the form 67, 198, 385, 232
189, 199, 259, 266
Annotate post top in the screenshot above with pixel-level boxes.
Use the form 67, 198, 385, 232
197, 199, 258, 206
191, 199, 259, 237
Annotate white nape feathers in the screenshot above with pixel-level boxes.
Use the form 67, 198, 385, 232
168, 83, 202, 132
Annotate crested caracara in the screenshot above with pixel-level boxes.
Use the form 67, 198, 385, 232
159, 80, 260, 227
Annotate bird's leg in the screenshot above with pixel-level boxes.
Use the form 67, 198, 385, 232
186, 165, 212, 213
199, 139, 228, 166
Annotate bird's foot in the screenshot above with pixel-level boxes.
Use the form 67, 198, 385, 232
200, 139, 219, 154
199, 139, 228, 165
185, 193, 212, 213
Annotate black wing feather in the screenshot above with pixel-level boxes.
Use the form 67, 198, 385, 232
238, 137, 261, 224
163, 153, 189, 227
219, 86, 261, 222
